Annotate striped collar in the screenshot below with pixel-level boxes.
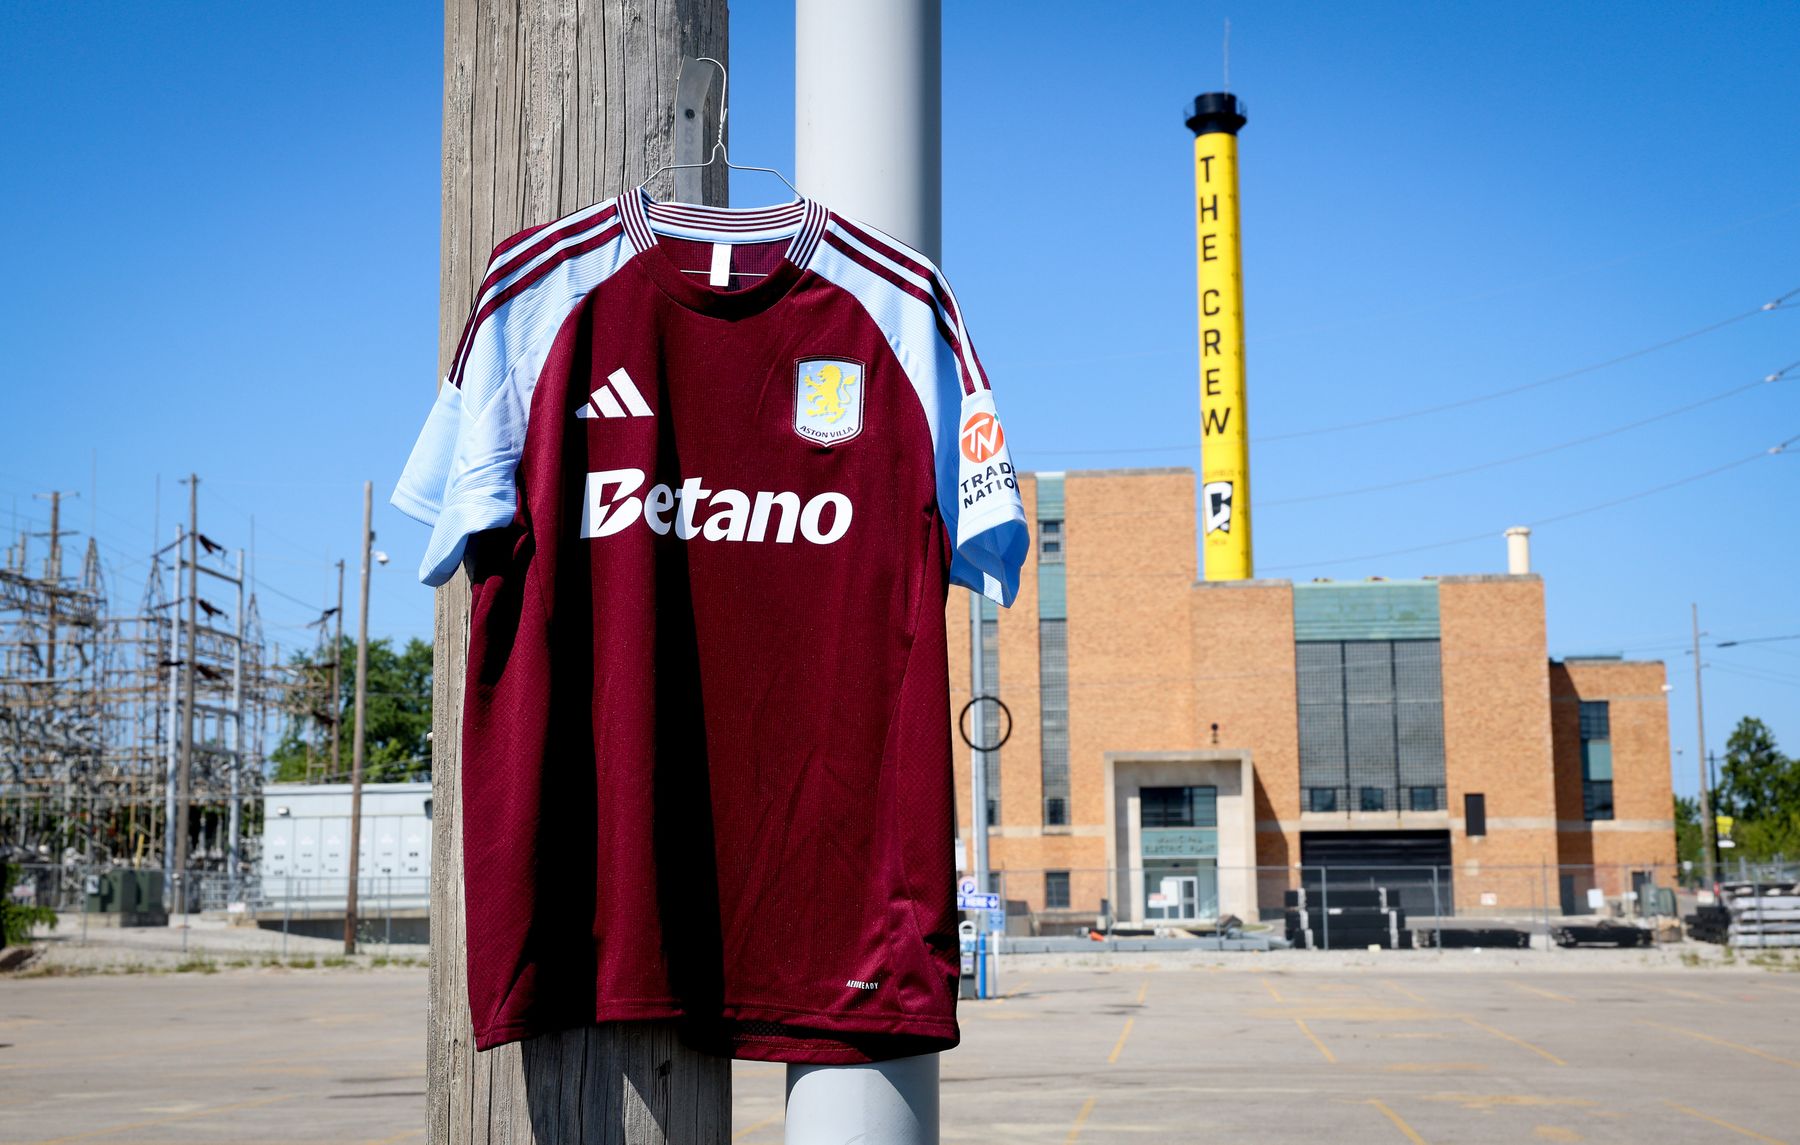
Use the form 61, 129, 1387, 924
617, 187, 829, 267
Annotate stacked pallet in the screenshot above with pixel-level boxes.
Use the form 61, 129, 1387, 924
1683, 904, 1731, 944
1550, 920, 1653, 948
1284, 887, 1413, 950
1723, 881, 1800, 949
1417, 927, 1531, 949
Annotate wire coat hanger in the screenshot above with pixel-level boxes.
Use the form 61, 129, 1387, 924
639, 57, 801, 203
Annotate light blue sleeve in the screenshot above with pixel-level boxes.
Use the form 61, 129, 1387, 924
390, 373, 526, 587
945, 386, 1030, 607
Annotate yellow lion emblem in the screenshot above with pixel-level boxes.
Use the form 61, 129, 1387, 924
804, 363, 858, 424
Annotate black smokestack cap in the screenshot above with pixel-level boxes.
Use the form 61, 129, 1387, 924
1186, 92, 1247, 137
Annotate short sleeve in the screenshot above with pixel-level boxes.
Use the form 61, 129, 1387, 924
945, 384, 1029, 606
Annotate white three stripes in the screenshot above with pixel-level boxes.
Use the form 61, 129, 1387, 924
576, 368, 653, 419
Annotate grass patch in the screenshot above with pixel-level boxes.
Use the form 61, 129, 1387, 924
287, 957, 316, 969
321, 955, 351, 969
172, 956, 218, 974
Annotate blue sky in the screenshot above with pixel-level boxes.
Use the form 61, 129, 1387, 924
3, 2, 1795, 797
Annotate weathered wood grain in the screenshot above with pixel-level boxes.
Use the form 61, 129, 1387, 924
430, 3, 730, 1141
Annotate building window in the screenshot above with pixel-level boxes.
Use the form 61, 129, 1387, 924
1141, 786, 1218, 828
1308, 787, 1339, 813
1580, 700, 1613, 821
1038, 519, 1064, 563
1359, 786, 1387, 812
1408, 786, 1439, 812
1045, 870, 1070, 909
1296, 639, 1446, 817
1464, 792, 1487, 836
1039, 619, 1071, 826
979, 604, 1001, 826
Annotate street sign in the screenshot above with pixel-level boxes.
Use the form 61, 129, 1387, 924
957, 892, 1000, 911
957, 875, 978, 898
986, 909, 1006, 931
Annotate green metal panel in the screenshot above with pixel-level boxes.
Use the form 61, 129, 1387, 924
1293, 581, 1440, 641
1037, 564, 1067, 620
1582, 739, 1613, 782
1142, 827, 1219, 859
1035, 473, 1065, 520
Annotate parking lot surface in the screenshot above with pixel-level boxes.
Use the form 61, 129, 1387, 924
4, 957, 1798, 1143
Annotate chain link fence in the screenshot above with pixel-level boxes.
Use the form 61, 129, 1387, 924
6, 862, 428, 963
975, 863, 1698, 951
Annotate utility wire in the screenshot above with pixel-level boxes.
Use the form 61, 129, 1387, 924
1258, 287, 1799, 442
1024, 287, 1798, 457
1264, 360, 1798, 508
1261, 430, 1798, 573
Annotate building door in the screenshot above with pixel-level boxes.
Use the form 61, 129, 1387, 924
1299, 830, 1453, 917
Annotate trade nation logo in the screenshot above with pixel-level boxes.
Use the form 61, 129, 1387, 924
960, 411, 1004, 463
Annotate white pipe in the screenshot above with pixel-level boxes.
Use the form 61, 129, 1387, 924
1505, 526, 1531, 575
785, 1056, 939, 1145
795, 0, 941, 261
792, 2, 942, 1142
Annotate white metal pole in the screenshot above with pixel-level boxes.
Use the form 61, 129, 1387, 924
228, 549, 244, 896
793, 2, 942, 1142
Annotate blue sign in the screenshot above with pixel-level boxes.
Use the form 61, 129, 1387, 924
958, 892, 1001, 911
987, 909, 1007, 930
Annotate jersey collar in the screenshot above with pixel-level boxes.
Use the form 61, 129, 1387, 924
619, 188, 827, 317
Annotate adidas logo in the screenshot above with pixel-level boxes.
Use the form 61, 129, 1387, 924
575, 368, 654, 419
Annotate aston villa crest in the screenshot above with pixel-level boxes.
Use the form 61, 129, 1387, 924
793, 357, 865, 445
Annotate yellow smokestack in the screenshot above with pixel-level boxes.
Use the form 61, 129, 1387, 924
1187, 92, 1251, 580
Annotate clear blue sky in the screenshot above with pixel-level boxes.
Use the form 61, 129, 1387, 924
3, 3, 1795, 798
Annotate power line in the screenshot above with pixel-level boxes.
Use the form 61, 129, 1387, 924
1260, 430, 1798, 573
1023, 286, 1798, 457
1262, 360, 1796, 508
1258, 287, 1799, 443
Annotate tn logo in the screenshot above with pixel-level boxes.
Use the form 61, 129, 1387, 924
960, 411, 1004, 464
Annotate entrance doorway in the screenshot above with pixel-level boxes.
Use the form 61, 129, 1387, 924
1144, 860, 1218, 921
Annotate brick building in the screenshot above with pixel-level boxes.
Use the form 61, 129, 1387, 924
947, 468, 1676, 924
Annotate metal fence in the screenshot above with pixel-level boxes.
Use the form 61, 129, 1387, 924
7, 863, 430, 962
979, 863, 1694, 945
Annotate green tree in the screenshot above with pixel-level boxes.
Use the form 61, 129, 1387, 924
270, 636, 432, 784
1673, 794, 1704, 868
1716, 717, 1798, 823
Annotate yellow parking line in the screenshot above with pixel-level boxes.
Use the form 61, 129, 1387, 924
1260, 975, 1285, 1002
1295, 1019, 1337, 1063
732, 1112, 782, 1141
1507, 981, 1574, 1004
1064, 1095, 1097, 1143
1382, 979, 1428, 1004
1640, 1021, 1800, 1071
1663, 1100, 1788, 1144
1460, 1016, 1566, 1066
1136, 980, 1149, 1005
1656, 985, 1730, 1003
1368, 1098, 1429, 1144
1108, 1017, 1135, 1064
25, 1092, 297, 1145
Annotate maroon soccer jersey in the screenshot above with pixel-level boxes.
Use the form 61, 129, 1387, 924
394, 191, 1027, 1063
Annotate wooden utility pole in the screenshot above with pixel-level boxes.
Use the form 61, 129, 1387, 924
1692, 604, 1717, 888
429, 3, 729, 1141
333, 558, 345, 770
345, 482, 373, 955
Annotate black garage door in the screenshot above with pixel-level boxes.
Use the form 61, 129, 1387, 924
1300, 830, 1453, 917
